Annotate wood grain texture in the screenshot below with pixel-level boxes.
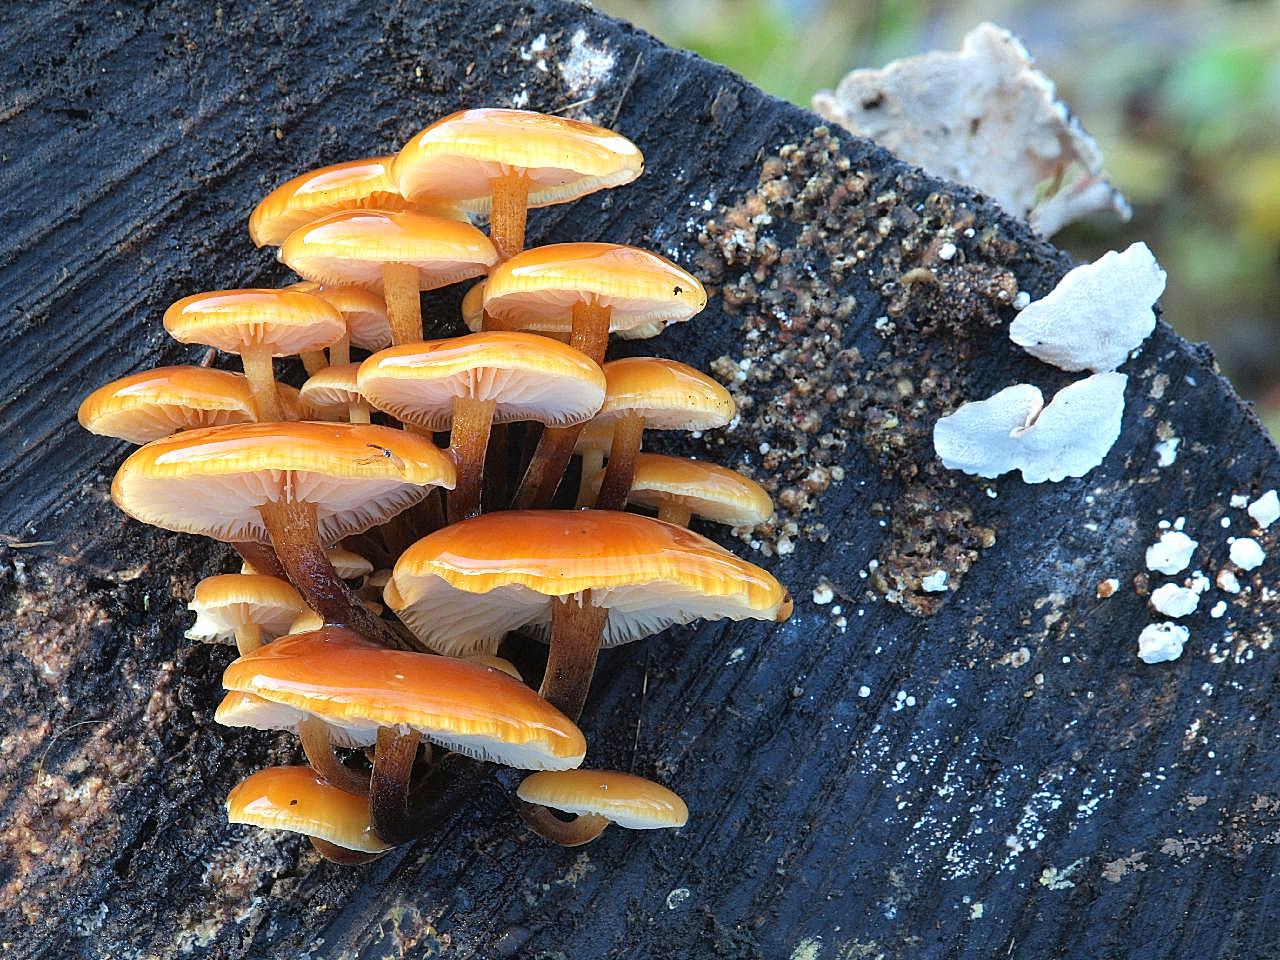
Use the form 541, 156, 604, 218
2, 3, 1279, 958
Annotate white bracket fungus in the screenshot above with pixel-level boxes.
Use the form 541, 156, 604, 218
812, 23, 1130, 236
1146, 531, 1198, 575
1008, 243, 1167, 372
1149, 583, 1199, 619
1248, 490, 1279, 529
933, 372, 1126, 483
1229, 537, 1266, 571
1137, 622, 1188, 664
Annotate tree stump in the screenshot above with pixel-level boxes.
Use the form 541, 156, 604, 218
2, 2, 1277, 957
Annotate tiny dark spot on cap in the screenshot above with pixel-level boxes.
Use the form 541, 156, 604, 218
674, 285, 683, 295
290, 798, 298, 805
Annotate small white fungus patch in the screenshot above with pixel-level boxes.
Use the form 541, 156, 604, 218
1138, 622, 1188, 664
1230, 538, 1265, 571
812, 582, 834, 605
558, 28, 615, 97
1248, 490, 1279, 529
1149, 583, 1199, 618
1210, 600, 1227, 619
1154, 437, 1180, 467
933, 372, 1126, 483
1146, 531, 1197, 575
921, 570, 949, 592
1008, 243, 1166, 372
1216, 568, 1242, 594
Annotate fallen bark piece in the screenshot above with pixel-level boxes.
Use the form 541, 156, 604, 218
812, 22, 1130, 235
933, 372, 1126, 482
1009, 242, 1167, 372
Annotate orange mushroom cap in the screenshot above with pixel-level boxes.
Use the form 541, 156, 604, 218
249, 156, 464, 248
357, 332, 605, 431
386, 510, 793, 656
599, 453, 774, 527
280, 209, 497, 292
226, 765, 390, 853
393, 108, 643, 212
299, 364, 366, 417
483, 243, 707, 337
78, 366, 260, 444
597, 357, 735, 430
185, 574, 307, 643
163, 288, 346, 357
111, 421, 455, 544
222, 628, 587, 769
517, 769, 688, 829
290, 282, 394, 352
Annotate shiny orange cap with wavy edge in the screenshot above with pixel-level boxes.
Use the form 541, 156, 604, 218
393, 108, 642, 212
598, 357, 735, 430
483, 243, 706, 335
281, 209, 497, 292
517, 769, 689, 829
386, 510, 792, 655
226, 765, 390, 853
358, 332, 605, 430
608, 453, 774, 527
185, 573, 306, 642
222, 628, 586, 769
77, 366, 260, 444
111, 421, 455, 544
249, 156, 429, 247
163, 288, 345, 356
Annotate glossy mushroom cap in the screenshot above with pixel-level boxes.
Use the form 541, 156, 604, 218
78, 366, 260, 444
460, 281, 486, 333
222, 628, 587, 769
393, 108, 643, 212
226, 765, 390, 853
281, 209, 497, 292
299, 364, 366, 417
310, 285, 393, 351
111, 421, 455, 544
163, 289, 345, 357
357, 332, 605, 430
215, 691, 368, 747
517, 770, 689, 829
597, 357, 735, 430
185, 574, 307, 643
603, 453, 774, 526
386, 510, 793, 656
483, 243, 707, 337
250, 156, 464, 247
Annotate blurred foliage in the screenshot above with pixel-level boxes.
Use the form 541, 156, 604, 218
599, 0, 1280, 436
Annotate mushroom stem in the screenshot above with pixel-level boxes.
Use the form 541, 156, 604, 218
369, 726, 423, 845
448, 396, 498, 523
594, 414, 645, 511
310, 837, 385, 865
569, 300, 612, 366
516, 800, 609, 846
232, 622, 263, 656
657, 501, 693, 526
382, 262, 423, 346
510, 424, 584, 509
234, 541, 287, 579
329, 332, 351, 367
348, 401, 372, 425
576, 448, 605, 507
257, 498, 418, 652
489, 173, 530, 262
483, 424, 509, 510
300, 350, 328, 377
299, 716, 371, 796
240, 346, 284, 421
540, 591, 609, 721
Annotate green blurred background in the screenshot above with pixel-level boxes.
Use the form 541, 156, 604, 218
598, 0, 1280, 435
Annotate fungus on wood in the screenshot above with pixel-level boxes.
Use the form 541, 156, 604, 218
3, 3, 1279, 959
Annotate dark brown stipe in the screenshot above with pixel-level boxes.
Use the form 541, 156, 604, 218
448, 396, 497, 523
299, 716, 371, 796
593, 413, 644, 511
516, 799, 609, 846
257, 498, 420, 651
538, 592, 610, 721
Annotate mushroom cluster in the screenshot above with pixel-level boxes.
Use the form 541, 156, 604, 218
78, 108, 792, 863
